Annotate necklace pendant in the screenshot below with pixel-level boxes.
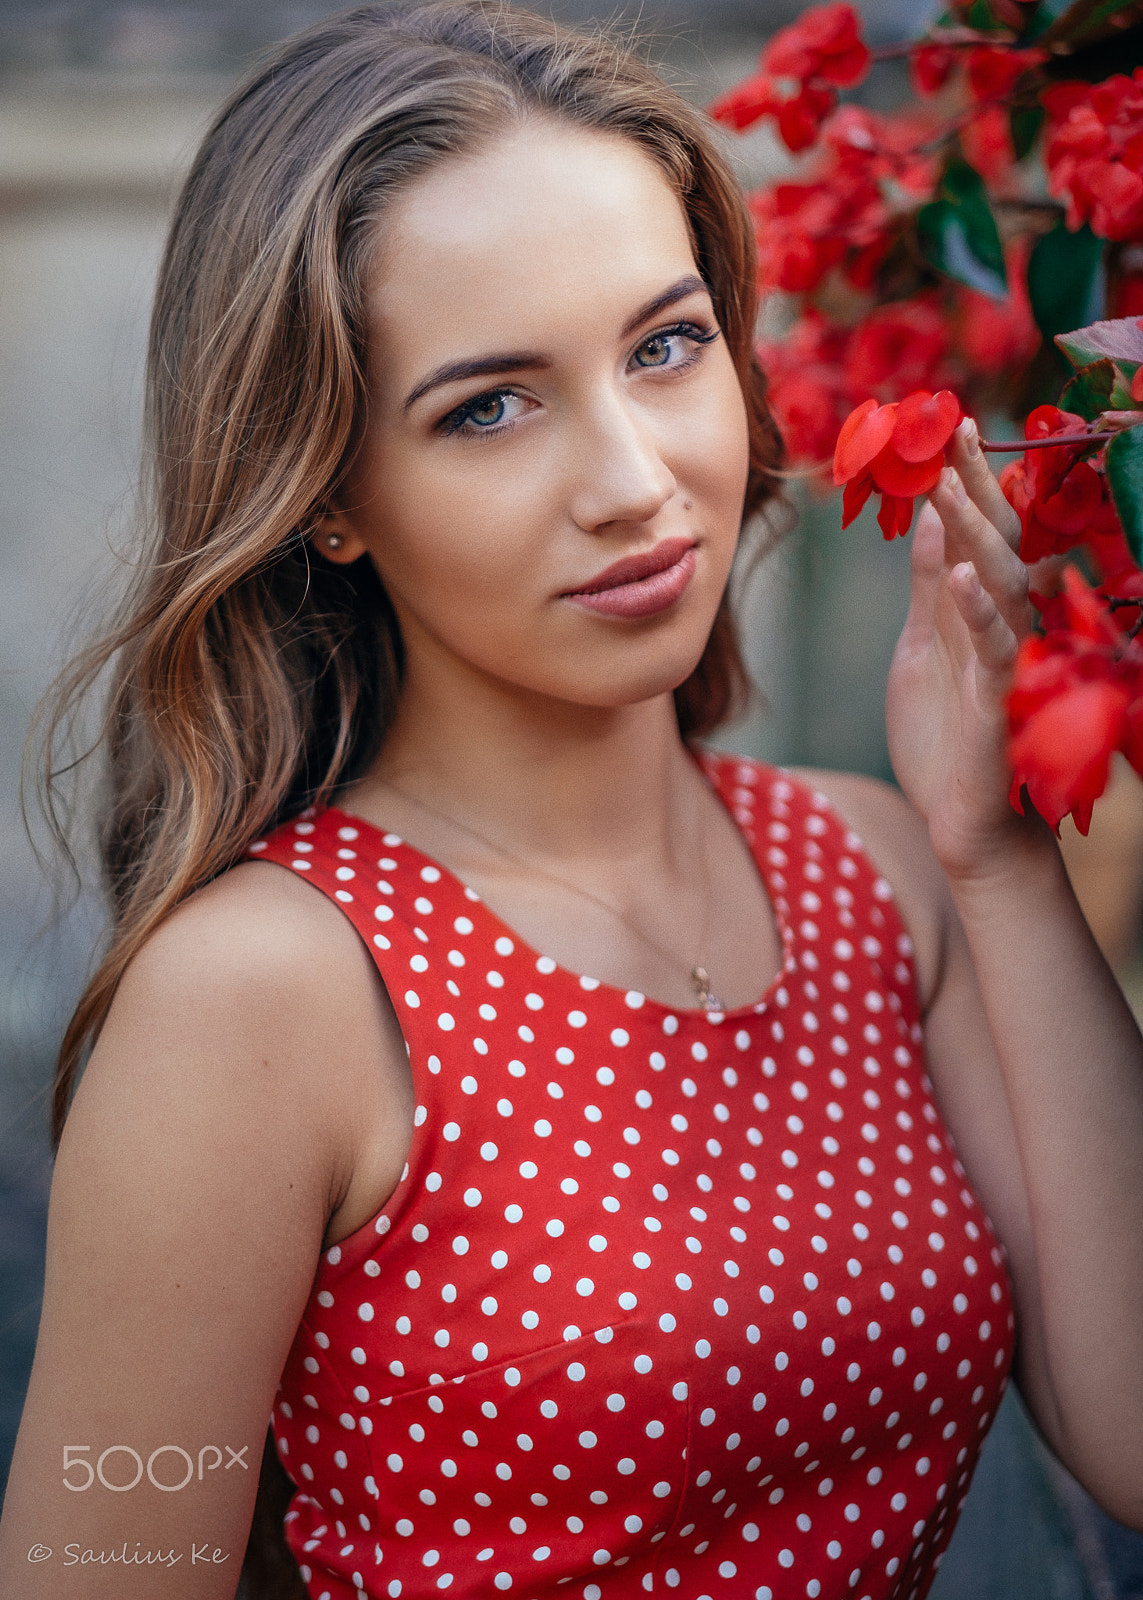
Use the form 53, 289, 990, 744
691, 966, 724, 1013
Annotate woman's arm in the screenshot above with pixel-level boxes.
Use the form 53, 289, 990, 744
808, 767, 1143, 1531
807, 421, 1143, 1529
0, 863, 410, 1597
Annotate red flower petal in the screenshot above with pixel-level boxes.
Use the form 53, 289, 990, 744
841, 470, 875, 528
892, 389, 962, 463
877, 492, 914, 539
1035, 461, 1103, 535
708, 74, 778, 132
869, 441, 945, 497
1009, 679, 1129, 833
833, 399, 898, 484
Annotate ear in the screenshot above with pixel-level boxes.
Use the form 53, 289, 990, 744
312, 504, 368, 565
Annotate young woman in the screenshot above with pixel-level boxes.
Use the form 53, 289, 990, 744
1, 4, 1141, 1599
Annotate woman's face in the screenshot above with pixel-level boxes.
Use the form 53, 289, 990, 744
326, 120, 751, 714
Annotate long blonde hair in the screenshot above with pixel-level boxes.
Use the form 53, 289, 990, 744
40, 0, 784, 1157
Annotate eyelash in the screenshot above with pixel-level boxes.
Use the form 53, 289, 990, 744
438, 320, 721, 440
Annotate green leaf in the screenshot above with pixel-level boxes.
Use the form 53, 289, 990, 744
917, 161, 1008, 300
1105, 424, 1143, 566
1028, 223, 1104, 347
963, 0, 1008, 28
1010, 105, 1045, 161
1060, 357, 1117, 418
1056, 312, 1143, 370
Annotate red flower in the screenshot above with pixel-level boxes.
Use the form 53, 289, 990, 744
1046, 70, 1143, 240
823, 105, 941, 196
763, 4, 870, 88
706, 73, 776, 133
966, 46, 1045, 104
910, 43, 955, 98
711, 4, 871, 153
1110, 269, 1143, 318
750, 173, 891, 292
1003, 457, 1105, 563
843, 298, 953, 399
1008, 568, 1139, 834
833, 389, 962, 538
961, 103, 1016, 186
758, 312, 856, 466
775, 81, 840, 152
956, 238, 1038, 378
1022, 404, 1092, 500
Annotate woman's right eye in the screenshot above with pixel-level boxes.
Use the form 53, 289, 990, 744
441, 389, 527, 438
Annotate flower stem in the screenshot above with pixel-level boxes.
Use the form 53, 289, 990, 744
868, 28, 1015, 62
980, 432, 1116, 453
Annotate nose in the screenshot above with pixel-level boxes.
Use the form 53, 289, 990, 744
567, 389, 677, 533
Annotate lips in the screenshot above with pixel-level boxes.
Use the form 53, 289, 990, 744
562, 536, 698, 620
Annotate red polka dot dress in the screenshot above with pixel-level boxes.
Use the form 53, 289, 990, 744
246, 755, 1014, 1600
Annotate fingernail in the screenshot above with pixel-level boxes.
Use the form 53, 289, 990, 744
947, 469, 968, 505
958, 416, 981, 457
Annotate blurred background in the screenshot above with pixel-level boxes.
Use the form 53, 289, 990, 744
2, 1, 1143, 1595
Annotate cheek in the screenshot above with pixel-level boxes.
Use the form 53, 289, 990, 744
680, 361, 751, 518
362, 449, 557, 609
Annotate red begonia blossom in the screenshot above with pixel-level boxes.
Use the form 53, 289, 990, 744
910, 42, 955, 98
1022, 404, 1093, 499
750, 173, 892, 292
704, 73, 775, 133
710, 4, 870, 152
1008, 568, 1141, 834
1001, 456, 1104, 563
833, 389, 962, 538
961, 103, 1017, 186
1046, 70, 1143, 241
763, 4, 870, 88
998, 404, 1110, 563
757, 312, 855, 465
843, 298, 953, 401
823, 105, 941, 195
1110, 269, 1143, 319
966, 46, 1046, 104
956, 239, 1038, 378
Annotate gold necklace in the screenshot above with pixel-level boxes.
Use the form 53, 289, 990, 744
381, 778, 726, 1012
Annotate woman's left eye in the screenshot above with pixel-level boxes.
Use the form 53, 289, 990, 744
631, 323, 718, 371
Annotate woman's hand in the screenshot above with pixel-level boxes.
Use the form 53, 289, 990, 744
886, 416, 1039, 880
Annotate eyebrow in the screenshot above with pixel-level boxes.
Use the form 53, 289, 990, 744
400, 272, 712, 413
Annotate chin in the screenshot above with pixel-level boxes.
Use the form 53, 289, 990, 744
566, 641, 713, 714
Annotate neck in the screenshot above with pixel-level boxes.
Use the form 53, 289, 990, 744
351, 653, 705, 877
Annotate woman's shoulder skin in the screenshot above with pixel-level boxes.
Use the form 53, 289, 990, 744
0, 859, 411, 1597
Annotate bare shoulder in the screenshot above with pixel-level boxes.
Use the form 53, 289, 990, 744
89, 859, 374, 1138
0, 860, 409, 1594
63, 857, 418, 1293
788, 766, 952, 1010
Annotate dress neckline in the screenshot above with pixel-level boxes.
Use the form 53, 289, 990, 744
318, 758, 799, 1024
